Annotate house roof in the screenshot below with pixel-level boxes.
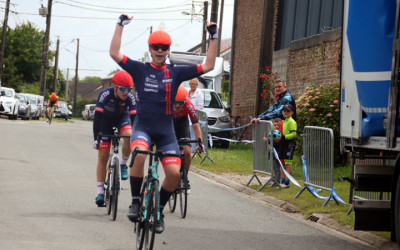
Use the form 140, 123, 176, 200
68, 82, 103, 100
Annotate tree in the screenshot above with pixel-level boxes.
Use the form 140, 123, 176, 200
0, 22, 54, 91
81, 76, 101, 83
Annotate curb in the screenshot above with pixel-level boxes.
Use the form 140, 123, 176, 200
190, 166, 398, 250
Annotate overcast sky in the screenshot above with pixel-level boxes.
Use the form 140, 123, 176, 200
2, 0, 234, 80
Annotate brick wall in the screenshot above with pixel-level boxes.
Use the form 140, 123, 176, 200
230, 0, 265, 137
286, 29, 342, 99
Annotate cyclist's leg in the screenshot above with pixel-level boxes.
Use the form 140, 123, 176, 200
118, 117, 132, 180
127, 122, 150, 220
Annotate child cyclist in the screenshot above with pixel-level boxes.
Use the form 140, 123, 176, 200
275, 104, 297, 188
110, 14, 218, 234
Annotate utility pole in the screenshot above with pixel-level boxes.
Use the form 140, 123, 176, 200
217, 0, 224, 56
0, 0, 10, 89
210, 0, 219, 23
53, 37, 59, 92
73, 38, 79, 115
65, 68, 70, 100
39, 0, 53, 97
201, 1, 208, 54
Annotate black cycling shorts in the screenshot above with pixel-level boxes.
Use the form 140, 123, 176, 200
174, 116, 191, 146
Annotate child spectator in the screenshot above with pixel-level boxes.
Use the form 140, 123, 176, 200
263, 117, 282, 187
276, 104, 297, 188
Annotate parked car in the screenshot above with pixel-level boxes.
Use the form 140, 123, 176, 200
15, 93, 31, 120
22, 93, 40, 120
36, 95, 45, 118
200, 88, 232, 148
82, 104, 96, 120
0, 87, 20, 120
54, 101, 69, 120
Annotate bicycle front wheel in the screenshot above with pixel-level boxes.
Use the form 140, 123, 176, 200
111, 158, 120, 221
179, 168, 188, 218
136, 181, 147, 250
145, 180, 159, 250
105, 165, 112, 215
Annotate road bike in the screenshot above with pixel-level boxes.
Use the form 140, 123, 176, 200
129, 146, 177, 250
230, 115, 247, 144
47, 106, 55, 125
97, 128, 130, 221
168, 137, 202, 218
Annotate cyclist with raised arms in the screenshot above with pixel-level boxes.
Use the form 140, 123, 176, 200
110, 14, 218, 233
93, 71, 137, 207
173, 86, 204, 191
47, 92, 59, 122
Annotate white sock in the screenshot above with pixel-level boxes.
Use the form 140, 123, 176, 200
97, 182, 104, 194
121, 155, 129, 165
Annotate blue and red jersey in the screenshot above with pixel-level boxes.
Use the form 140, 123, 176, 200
95, 87, 136, 119
118, 55, 203, 118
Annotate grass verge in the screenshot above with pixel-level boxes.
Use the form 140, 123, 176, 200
191, 144, 391, 240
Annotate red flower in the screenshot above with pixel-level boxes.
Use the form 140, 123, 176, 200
265, 66, 271, 69
265, 90, 269, 93
272, 92, 275, 95
266, 76, 270, 79
275, 94, 279, 97
270, 98, 274, 102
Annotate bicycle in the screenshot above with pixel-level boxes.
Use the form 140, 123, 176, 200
129, 146, 177, 250
168, 137, 202, 218
97, 128, 130, 221
230, 115, 247, 144
47, 105, 55, 125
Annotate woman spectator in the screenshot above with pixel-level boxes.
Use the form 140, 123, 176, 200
188, 78, 204, 110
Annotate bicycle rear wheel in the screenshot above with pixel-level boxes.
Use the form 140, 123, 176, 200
111, 158, 120, 221
105, 164, 112, 215
168, 190, 177, 213
136, 182, 146, 250
179, 168, 188, 218
145, 180, 159, 250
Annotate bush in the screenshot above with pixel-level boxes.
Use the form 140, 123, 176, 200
295, 82, 345, 165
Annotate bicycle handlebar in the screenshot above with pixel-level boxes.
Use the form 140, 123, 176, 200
177, 137, 202, 146
129, 147, 179, 168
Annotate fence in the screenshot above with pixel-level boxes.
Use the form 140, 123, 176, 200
194, 110, 214, 164
295, 126, 343, 206
246, 120, 275, 190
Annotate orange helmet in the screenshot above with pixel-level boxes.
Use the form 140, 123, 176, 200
51, 92, 56, 98
175, 86, 188, 102
112, 71, 133, 87
148, 31, 171, 45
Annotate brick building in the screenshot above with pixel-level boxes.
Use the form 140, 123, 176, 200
230, 0, 343, 138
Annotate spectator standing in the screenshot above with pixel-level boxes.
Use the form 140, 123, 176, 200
275, 104, 297, 188
250, 79, 296, 124
188, 78, 204, 110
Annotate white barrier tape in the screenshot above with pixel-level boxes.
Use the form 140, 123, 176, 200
210, 135, 255, 144
272, 148, 301, 187
208, 123, 251, 132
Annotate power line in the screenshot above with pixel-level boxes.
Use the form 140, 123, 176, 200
62, 0, 193, 11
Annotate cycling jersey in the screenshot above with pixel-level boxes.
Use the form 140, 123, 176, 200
258, 90, 297, 121
48, 96, 59, 107
174, 98, 198, 124
118, 55, 202, 118
118, 55, 203, 159
93, 87, 137, 147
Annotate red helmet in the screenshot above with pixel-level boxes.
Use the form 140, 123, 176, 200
175, 86, 188, 101
148, 31, 171, 45
51, 92, 56, 98
112, 71, 133, 87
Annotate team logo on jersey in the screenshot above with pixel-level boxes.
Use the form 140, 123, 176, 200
162, 79, 172, 83
99, 90, 110, 103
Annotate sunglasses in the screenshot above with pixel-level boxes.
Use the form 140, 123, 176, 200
150, 44, 170, 52
119, 86, 132, 92
174, 100, 185, 105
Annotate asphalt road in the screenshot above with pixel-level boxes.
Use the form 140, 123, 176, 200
0, 118, 374, 249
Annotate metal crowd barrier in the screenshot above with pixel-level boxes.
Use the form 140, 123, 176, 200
295, 126, 338, 206
246, 120, 274, 190
194, 110, 214, 164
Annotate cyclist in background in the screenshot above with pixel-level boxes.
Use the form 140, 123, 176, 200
47, 92, 59, 122
93, 71, 137, 207
110, 14, 218, 233
173, 86, 204, 192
